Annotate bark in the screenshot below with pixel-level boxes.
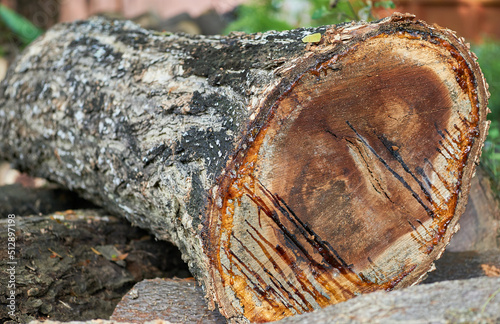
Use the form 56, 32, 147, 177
0, 13, 490, 323
0, 210, 190, 323
111, 278, 226, 323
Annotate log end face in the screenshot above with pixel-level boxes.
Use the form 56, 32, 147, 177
203, 20, 489, 323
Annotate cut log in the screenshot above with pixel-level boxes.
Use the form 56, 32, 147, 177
0, 13, 490, 323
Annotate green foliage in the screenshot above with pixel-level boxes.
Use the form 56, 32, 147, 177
225, 0, 293, 34
483, 119, 500, 194
472, 39, 500, 192
472, 40, 500, 123
310, 0, 394, 26
225, 0, 395, 33
0, 4, 43, 48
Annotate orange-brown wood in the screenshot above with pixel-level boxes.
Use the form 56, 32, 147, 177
204, 15, 489, 323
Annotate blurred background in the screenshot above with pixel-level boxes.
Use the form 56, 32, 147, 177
1, 0, 500, 38
0, 0, 499, 192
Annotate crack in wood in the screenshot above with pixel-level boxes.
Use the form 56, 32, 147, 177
346, 120, 436, 219
378, 134, 435, 204
345, 136, 393, 202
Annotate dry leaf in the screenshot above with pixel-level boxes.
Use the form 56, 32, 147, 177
481, 264, 500, 277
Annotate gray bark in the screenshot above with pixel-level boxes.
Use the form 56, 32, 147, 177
111, 278, 226, 323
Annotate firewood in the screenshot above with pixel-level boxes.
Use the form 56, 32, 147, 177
0, 13, 490, 323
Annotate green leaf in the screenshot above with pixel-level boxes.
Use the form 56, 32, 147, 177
0, 4, 43, 45
302, 33, 322, 43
